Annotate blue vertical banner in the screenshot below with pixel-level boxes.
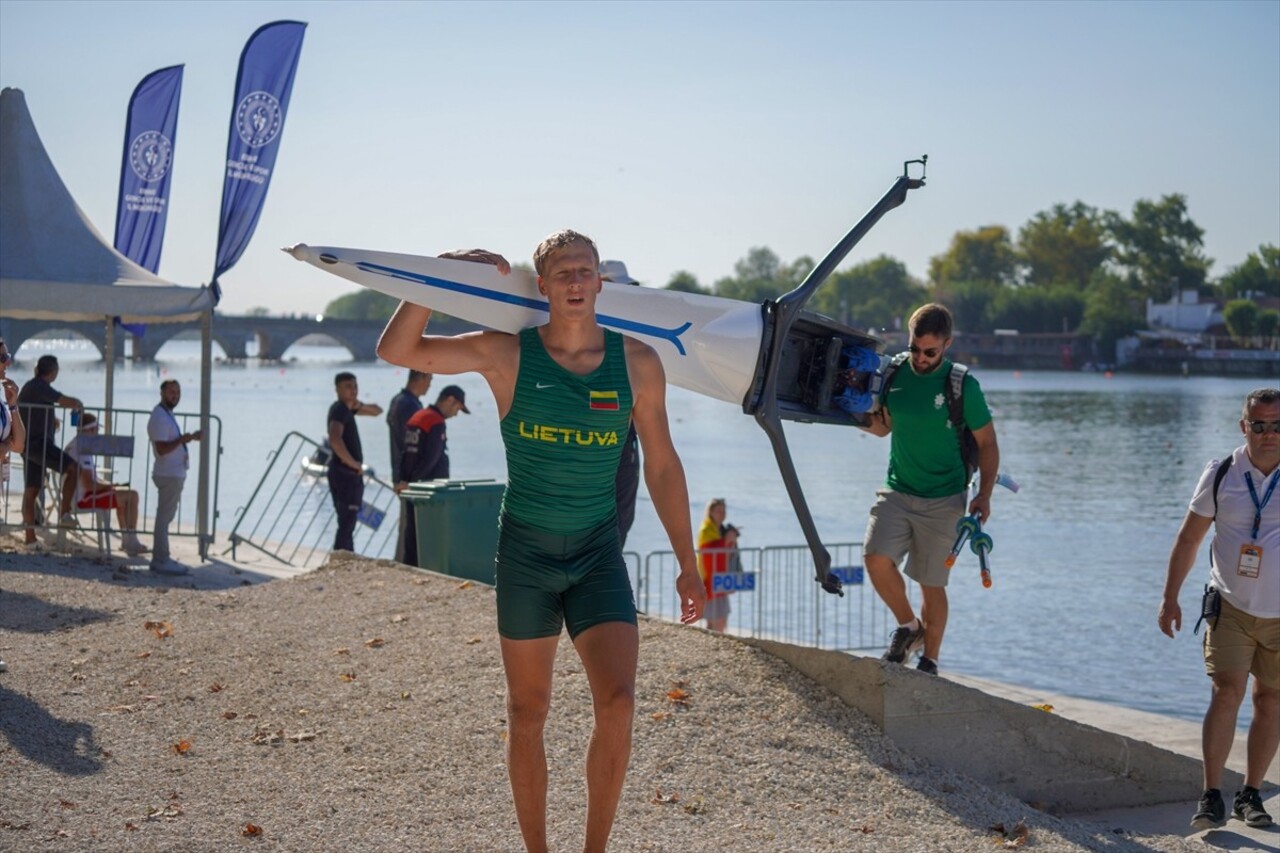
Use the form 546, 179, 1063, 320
114, 64, 184, 274
212, 20, 306, 296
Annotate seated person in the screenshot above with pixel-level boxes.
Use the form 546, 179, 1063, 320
64, 413, 148, 556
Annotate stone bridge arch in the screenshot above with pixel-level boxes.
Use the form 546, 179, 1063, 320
1, 314, 389, 362
0, 319, 107, 360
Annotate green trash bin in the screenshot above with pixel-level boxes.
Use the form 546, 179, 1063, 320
402, 479, 505, 584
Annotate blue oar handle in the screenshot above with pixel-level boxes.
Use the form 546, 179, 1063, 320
945, 514, 982, 568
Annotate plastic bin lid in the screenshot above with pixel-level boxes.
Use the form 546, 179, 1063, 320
401, 478, 504, 495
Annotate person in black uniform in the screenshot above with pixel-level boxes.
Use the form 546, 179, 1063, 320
394, 384, 469, 565
386, 369, 432, 484
326, 371, 382, 553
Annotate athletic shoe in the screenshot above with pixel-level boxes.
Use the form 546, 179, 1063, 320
882, 623, 926, 664
1191, 788, 1226, 830
1233, 786, 1273, 828
149, 560, 189, 577
917, 656, 938, 675
57, 516, 81, 530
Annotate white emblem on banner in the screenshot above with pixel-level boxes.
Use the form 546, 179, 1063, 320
235, 91, 283, 148
129, 131, 174, 182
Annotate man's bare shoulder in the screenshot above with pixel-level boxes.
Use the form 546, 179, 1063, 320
621, 334, 659, 363
621, 335, 666, 395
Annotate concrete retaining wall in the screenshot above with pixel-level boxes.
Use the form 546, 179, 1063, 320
744, 639, 1242, 814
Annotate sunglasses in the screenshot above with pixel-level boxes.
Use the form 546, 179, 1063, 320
0, 352, 11, 365
908, 345, 941, 358
1246, 420, 1280, 434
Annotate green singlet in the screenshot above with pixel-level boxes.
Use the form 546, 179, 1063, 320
499, 327, 634, 534
884, 358, 992, 498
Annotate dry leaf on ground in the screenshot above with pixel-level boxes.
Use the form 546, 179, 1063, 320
990, 819, 1030, 848
143, 620, 173, 639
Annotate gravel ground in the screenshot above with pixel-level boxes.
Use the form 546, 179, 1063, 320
0, 547, 1204, 853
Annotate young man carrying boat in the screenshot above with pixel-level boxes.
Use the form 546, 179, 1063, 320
377, 229, 704, 853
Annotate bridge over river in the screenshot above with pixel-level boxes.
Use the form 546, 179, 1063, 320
0, 313, 477, 362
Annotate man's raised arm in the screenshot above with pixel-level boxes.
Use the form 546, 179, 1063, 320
377, 250, 514, 379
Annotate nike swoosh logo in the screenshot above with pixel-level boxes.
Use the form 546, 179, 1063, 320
535, 382, 555, 390
889, 387, 903, 392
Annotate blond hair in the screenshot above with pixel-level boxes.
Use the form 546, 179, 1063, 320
533, 229, 599, 277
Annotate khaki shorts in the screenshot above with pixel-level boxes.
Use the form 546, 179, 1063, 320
864, 489, 966, 588
1204, 597, 1280, 689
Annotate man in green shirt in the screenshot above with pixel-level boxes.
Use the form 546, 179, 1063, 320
859, 303, 999, 675
377, 229, 704, 853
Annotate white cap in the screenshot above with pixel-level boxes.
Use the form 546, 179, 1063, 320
599, 259, 639, 285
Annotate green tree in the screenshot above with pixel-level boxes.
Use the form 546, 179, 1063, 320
713, 247, 812, 302
1105, 194, 1210, 301
324, 289, 399, 322
1256, 309, 1280, 339
931, 280, 1001, 333
1080, 272, 1145, 359
1017, 202, 1110, 289
1222, 299, 1260, 343
812, 255, 926, 330
986, 285, 1085, 333
665, 270, 707, 294
928, 226, 1018, 288
1218, 244, 1280, 299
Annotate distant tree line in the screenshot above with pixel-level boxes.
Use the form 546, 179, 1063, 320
665, 195, 1278, 353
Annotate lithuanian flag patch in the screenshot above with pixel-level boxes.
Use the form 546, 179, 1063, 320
589, 390, 620, 411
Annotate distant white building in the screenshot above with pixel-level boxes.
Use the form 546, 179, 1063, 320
1147, 289, 1222, 332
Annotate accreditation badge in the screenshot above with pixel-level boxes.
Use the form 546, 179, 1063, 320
1237, 544, 1262, 579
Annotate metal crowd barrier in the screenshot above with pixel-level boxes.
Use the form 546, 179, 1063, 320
637, 543, 900, 652
2, 402, 222, 554
227, 430, 399, 569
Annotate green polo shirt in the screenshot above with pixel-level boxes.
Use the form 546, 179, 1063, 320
884, 359, 991, 498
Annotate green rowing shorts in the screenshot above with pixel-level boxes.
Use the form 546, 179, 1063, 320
494, 512, 637, 640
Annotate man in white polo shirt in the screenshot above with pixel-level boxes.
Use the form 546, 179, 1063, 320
1159, 387, 1279, 830
147, 380, 201, 576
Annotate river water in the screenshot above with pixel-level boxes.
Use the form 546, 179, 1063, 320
14, 336, 1275, 728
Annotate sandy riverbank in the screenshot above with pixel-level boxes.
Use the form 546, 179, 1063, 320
0, 542, 1208, 853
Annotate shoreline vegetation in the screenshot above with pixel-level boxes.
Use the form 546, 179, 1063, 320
0, 543, 1206, 853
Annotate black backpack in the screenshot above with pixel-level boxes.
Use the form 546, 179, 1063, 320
1193, 455, 1235, 636
1211, 455, 1232, 518
881, 353, 980, 486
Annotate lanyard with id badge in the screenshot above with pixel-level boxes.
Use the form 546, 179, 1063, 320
1238, 470, 1277, 579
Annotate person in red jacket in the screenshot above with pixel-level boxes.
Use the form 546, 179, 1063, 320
697, 497, 740, 632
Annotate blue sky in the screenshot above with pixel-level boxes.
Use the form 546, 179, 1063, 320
2, 0, 1277, 316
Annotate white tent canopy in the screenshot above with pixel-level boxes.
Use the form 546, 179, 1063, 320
0, 86, 214, 321
0, 86, 215, 559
